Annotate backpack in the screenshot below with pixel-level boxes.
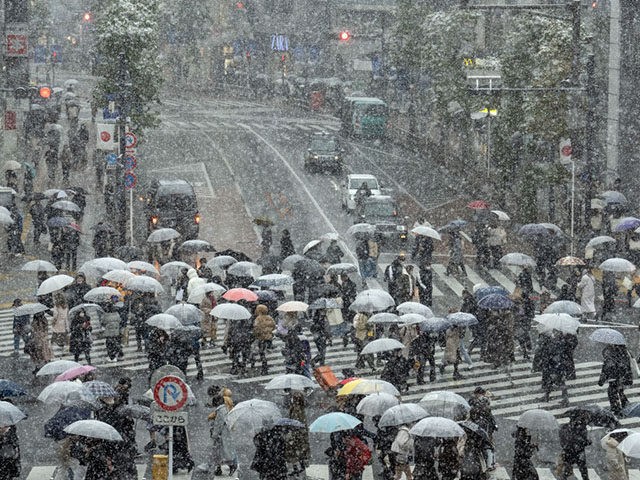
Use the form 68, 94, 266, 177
345, 436, 372, 473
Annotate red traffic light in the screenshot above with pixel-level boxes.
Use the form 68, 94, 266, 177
38, 86, 51, 99
339, 31, 351, 41
82, 12, 92, 22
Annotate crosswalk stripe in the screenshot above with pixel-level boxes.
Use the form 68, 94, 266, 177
432, 263, 465, 296
487, 268, 516, 293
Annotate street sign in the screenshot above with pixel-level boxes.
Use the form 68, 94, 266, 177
97, 123, 117, 150
6, 33, 27, 57
124, 132, 138, 149
153, 375, 188, 412
124, 172, 137, 190
105, 153, 117, 170
271, 34, 289, 52
152, 409, 189, 426
124, 155, 137, 171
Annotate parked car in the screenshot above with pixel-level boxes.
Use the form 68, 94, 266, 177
141, 179, 200, 240
341, 173, 381, 212
304, 132, 344, 173
358, 195, 408, 245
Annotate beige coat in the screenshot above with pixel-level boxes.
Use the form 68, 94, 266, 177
253, 305, 276, 341
444, 327, 461, 364
200, 295, 215, 332
601, 436, 628, 480
353, 313, 371, 341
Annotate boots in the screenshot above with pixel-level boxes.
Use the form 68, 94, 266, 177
560, 389, 569, 407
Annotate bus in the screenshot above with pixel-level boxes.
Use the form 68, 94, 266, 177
340, 96, 388, 139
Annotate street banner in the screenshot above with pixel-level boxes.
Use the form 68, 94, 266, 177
96, 123, 117, 151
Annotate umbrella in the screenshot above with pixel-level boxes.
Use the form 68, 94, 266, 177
302, 239, 322, 254
346, 223, 376, 237
601, 429, 633, 450
477, 293, 514, 310
458, 420, 492, 445
274, 418, 305, 429
64, 420, 123, 442
36, 360, 82, 377
0, 380, 26, 398
68, 304, 104, 318
44, 188, 62, 197
616, 433, 640, 458
54, 365, 97, 382
226, 399, 281, 434
209, 255, 238, 268
419, 317, 452, 333
127, 260, 159, 276
277, 301, 309, 313
124, 276, 164, 294
84, 381, 117, 399
113, 245, 144, 262
292, 258, 325, 278
614, 217, 640, 232
491, 210, 511, 221
51, 200, 80, 212
447, 312, 478, 327
215, 249, 252, 262
379, 403, 429, 427
187, 283, 227, 303
91, 222, 115, 233
179, 239, 215, 253
146, 314, 182, 332
282, 254, 305, 271
165, 304, 203, 326
600, 190, 627, 205
227, 261, 261, 278
350, 289, 395, 313
44, 406, 92, 441
160, 261, 192, 278
544, 301, 583, 316
37, 382, 93, 405
589, 328, 626, 345
420, 392, 470, 419
566, 405, 620, 429
356, 392, 400, 417
326, 263, 359, 275
222, 288, 259, 302
147, 228, 181, 243
102, 269, 136, 284
3, 160, 21, 170
439, 219, 468, 232
256, 290, 279, 303
0, 401, 26, 426
467, 200, 490, 209
308, 298, 341, 310
211, 303, 251, 320
555, 256, 586, 267
518, 223, 551, 237
0, 210, 12, 225
83, 287, 121, 303
396, 302, 433, 317
14, 302, 49, 316
535, 313, 581, 334
368, 312, 402, 325
21, 260, 57, 272
411, 226, 442, 240
474, 285, 509, 300
500, 253, 536, 267
409, 417, 466, 438
83, 257, 127, 273
252, 274, 294, 288
599, 258, 636, 273
64, 79, 79, 88
400, 313, 429, 326
37, 274, 74, 295
320, 232, 341, 242
345, 379, 400, 397
517, 409, 558, 431
264, 374, 316, 391
358, 338, 404, 355
586, 235, 616, 249
309, 412, 361, 433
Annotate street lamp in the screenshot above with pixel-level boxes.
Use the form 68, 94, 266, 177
471, 107, 498, 176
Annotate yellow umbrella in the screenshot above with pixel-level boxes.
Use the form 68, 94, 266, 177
336, 378, 366, 396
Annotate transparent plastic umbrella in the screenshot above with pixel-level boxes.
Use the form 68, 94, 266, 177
350, 289, 395, 312
589, 328, 626, 345
83, 287, 121, 303
187, 283, 227, 303
0, 401, 26, 426
409, 417, 465, 438
147, 228, 180, 243
127, 260, 159, 276
396, 302, 433, 317
37, 274, 74, 295
544, 301, 583, 316
356, 392, 400, 417
264, 374, 316, 391
534, 313, 581, 335
517, 409, 558, 431
102, 269, 135, 284
379, 403, 429, 427
360, 338, 404, 355
21, 259, 57, 272
226, 399, 281, 434
64, 420, 123, 442
145, 314, 182, 332
419, 391, 470, 419
36, 360, 82, 377
211, 303, 251, 320
165, 303, 204, 326
124, 276, 164, 294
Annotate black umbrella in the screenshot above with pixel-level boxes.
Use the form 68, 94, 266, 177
458, 420, 492, 447
565, 405, 620, 429
216, 249, 252, 262
114, 246, 143, 262
293, 258, 324, 279
44, 406, 92, 441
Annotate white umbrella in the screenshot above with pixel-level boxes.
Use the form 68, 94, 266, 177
589, 328, 627, 345
252, 273, 294, 288
37, 381, 93, 405
601, 428, 635, 449
543, 300, 583, 316
147, 228, 180, 243
124, 276, 164, 294
409, 417, 466, 438
211, 303, 251, 320
517, 409, 558, 431
179, 239, 214, 252
599, 258, 636, 273
0, 210, 13, 225
356, 392, 400, 417
534, 313, 581, 334
83, 287, 121, 303
209, 255, 238, 268
68, 303, 105, 318
360, 338, 405, 355
379, 403, 429, 427
146, 314, 181, 332
420, 391, 470, 420
36, 360, 82, 377
51, 200, 81, 212
500, 252, 536, 267
264, 374, 316, 391
64, 420, 123, 442
165, 303, 204, 326
447, 312, 479, 327
127, 260, 159, 276
368, 312, 402, 325
399, 313, 428, 326
3, 160, 21, 170
302, 239, 322, 254
37, 274, 74, 295
226, 399, 281, 434
410, 225, 442, 240
14, 303, 49, 316
160, 261, 192, 278
277, 301, 309, 313
491, 210, 511, 221
187, 283, 227, 303
346, 223, 376, 237
396, 302, 433, 317
281, 254, 305, 271
102, 269, 136, 284
227, 261, 261, 278
586, 235, 616, 248
616, 432, 640, 458
326, 263, 359, 275
81, 257, 127, 275
21, 260, 57, 272
0, 401, 26, 426
350, 289, 395, 312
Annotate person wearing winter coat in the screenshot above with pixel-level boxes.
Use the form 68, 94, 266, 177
598, 344, 633, 414
353, 312, 375, 370
285, 392, 311, 475
410, 330, 437, 384
102, 303, 122, 363
459, 428, 490, 480
487, 224, 506, 268
131, 292, 161, 352
601, 431, 629, 480
310, 309, 331, 367
602, 270, 618, 321
228, 318, 253, 375
412, 235, 434, 266
577, 269, 596, 319
147, 328, 169, 382
200, 291, 217, 347
381, 349, 412, 392
438, 438, 461, 480
512, 289, 534, 359
207, 394, 238, 476
440, 325, 464, 380
26, 311, 52, 373
469, 387, 497, 470
533, 330, 575, 405
252, 423, 287, 480
29, 199, 47, 245
280, 229, 295, 258
50, 293, 69, 352
60, 144, 72, 184
253, 304, 276, 374
186, 268, 205, 300
412, 437, 438, 480
391, 425, 414, 480
324, 239, 344, 265
483, 310, 515, 371
69, 308, 92, 364
512, 427, 538, 480
0, 425, 20, 480
65, 273, 91, 309
196, 258, 214, 282
445, 231, 464, 275
558, 416, 591, 480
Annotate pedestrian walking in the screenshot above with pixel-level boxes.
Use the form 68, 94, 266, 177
391, 424, 414, 480
207, 393, 238, 476
598, 343, 633, 415
516, 266, 534, 297
412, 437, 438, 480
0, 424, 21, 480
512, 289, 534, 360
69, 308, 92, 364
445, 230, 465, 275
355, 237, 371, 284
472, 222, 490, 269
483, 309, 515, 373
228, 318, 253, 375
384, 254, 410, 304
285, 391, 311, 475
253, 304, 275, 374
487, 223, 506, 268
280, 228, 295, 258
60, 144, 72, 184
261, 225, 273, 256
533, 330, 575, 406
557, 415, 591, 480
353, 311, 375, 370
460, 425, 490, 480
601, 430, 629, 480
196, 257, 214, 282
324, 239, 344, 264
29, 199, 47, 245
4, 169, 18, 193
367, 234, 380, 279
354, 182, 372, 216
25, 311, 52, 373
102, 301, 123, 363
469, 387, 497, 471
438, 438, 461, 480
199, 290, 217, 347
50, 293, 70, 354
11, 299, 30, 356
602, 270, 617, 321
410, 329, 437, 384
512, 427, 538, 480
6, 205, 24, 256
62, 226, 80, 271
380, 349, 412, 392
65, 273, 91, 308
412, 234, 434, 266
92, 222, 113, 258
439, 325, 464, 380
147, 328, 169, 382
309, 308, 331, 367
44, 147, 58, 183
416, 263, 433, 307
252, 422, 287, 480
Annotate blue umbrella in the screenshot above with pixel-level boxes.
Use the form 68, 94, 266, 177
0, 379, 26, 398
474, 286, 509, 300
44, 406, 92, 440
614, 217, 640, 232
47, 216, 70, 228
419, 317, 451, 333
518, 223, 549, 237
309, 412, 361, 433
588, 328, 626, 345
478, 293, 514, 310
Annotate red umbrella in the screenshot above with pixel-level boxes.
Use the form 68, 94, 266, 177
467, 200, 490, 209
66, 222, 82, 233
222, 288, 259, 302
339, 377, 360, 386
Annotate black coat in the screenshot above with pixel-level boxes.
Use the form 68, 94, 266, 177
252, 427, 287, 479
512, 428, 538, 480
559, 420, 591, 462
599, 345, 633, 386
0, 426, 20, 480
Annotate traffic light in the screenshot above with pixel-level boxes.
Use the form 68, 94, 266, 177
82, 11, 92, 22
13, 87, 28, 99
339, 30, 351, 42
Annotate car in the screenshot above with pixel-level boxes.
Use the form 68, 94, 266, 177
304, 133, 344, 173
0, 187, 16, 209
142, 179, 200, 240
341, 174, 381, 212
357, 195, 408, 245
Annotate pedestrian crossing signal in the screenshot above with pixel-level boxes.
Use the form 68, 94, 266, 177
38, 86, 51, 99
339, 31, 351, 42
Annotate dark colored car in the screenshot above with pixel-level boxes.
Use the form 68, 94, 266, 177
304, 133, 344, 173
143, 179, 200, 240
358, 195, 408, 245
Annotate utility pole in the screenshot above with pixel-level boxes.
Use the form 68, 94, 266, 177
116, 52, 131, 247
